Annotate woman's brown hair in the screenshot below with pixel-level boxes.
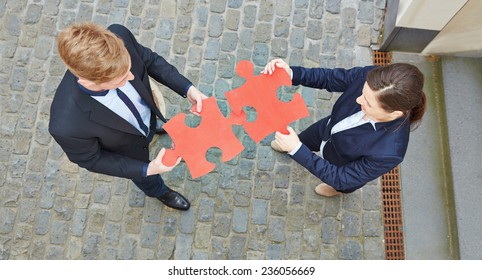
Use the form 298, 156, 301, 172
366, 63, 426, 130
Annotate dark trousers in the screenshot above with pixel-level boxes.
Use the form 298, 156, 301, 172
132, 174, 168, 197
131, 115, 168, 198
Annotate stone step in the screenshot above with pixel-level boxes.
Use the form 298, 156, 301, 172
392, 52, 482, 259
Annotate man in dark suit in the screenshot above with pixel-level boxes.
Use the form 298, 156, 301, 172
49, 22, 207, 210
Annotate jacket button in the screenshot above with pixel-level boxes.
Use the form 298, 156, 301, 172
142, 146, 147, 150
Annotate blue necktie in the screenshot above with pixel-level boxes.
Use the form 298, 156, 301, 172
116, 88, 149, 135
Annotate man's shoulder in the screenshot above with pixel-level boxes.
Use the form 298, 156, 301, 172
53, 71, 79, 103
107, 24, 133, 41
50, 71, 85, 126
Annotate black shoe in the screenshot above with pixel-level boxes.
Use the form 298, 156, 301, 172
155, 119, 168, 135
157, 188, 190, 211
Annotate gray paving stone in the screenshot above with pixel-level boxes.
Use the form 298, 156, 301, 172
161, 214, 178, 236
286, 207, 304, 231
192, 250, 209, 260
339, 240, 362, 260
0, 208, 16, 234
305, 199, 324, 224
309, 0, 324, 19
82, 233, 101, 259
247, 224, 267, 251
119, 236, 137, 260
229, 234, 245, 259
363, 211, 382, 237
268, 217, 285, 242
174, 233, 193, 259
358, 0, 374, 24
208, 14, 224, 38
46, 245, 64, 260
156, 236, 175, 259
225, 9, 240, 31
343, 191, 362, 212
242, 5, 257, 28
141, 223, 160, 248
107, 196, 125, 222
267, 243, 284, 260
293, 9, 307, 27
71, 209, 86, 237
124, 208, 142, 234
88, 209, 106, 233
321, 217, 339, 244
211, 236, 229, 260
198, 197, 215, 222
362, 184, 382, 210
213, 214, 231, 237
102, 222, 120, 248
251, 199, 268, 225
363, 236, 385, 259
270, 189, 288, 216
342, 211, 362, 237
50, 220, 68, 245
25, 4, 43, 25
179, 208, 195, 234
210, 0, 227, 13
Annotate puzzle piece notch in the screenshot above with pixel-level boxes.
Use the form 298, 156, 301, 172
225, 60, 310, 143
162, 97, 245, 179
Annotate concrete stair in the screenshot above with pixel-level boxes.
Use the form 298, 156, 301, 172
390, 52, 482, 259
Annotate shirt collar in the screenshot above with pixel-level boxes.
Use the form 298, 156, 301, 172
77, 82, 110, 96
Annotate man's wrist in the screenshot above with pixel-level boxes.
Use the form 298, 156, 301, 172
143, 163, 149, 177
184, 84, 193, 98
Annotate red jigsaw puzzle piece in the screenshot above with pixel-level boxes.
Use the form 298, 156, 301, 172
225, 60, 309, 143
161, 97, 245, 179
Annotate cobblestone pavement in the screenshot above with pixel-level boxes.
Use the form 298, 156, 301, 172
0, 0, 386, 260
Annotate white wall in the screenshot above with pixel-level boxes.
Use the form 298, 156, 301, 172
422, 0, 482, 56
396, 0, 467, 30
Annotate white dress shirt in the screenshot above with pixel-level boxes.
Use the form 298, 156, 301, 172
92, 81, 151, 136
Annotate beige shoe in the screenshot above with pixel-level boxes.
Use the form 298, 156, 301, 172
270, 140, 284, 152
314, 183, 342, 197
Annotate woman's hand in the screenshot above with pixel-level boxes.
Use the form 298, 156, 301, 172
146, 148, 182, 176
186, 86, 208, 116
261, 58, 291, 77
274, 126, 301, 152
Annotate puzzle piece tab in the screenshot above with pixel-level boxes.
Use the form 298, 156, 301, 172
161, 97, 245, 179
225, 60, 309, 143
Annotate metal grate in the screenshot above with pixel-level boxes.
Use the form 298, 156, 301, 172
373, 50, 392, 66
381, 166, 405, 259
373, 50, 406, 260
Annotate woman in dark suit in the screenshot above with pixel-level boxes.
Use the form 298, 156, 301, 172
262, 59, 426, 196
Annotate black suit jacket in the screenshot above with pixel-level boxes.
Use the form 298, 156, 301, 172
49, 24, 192, 180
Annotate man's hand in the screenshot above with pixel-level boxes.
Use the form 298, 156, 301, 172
274, 126, 301, 153
186, 86, 208, 116
261, 58, 292, 77
146, 148, 181, 176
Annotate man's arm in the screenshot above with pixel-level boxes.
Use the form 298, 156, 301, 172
50, 132, 146, 180
108, 24, 192, 97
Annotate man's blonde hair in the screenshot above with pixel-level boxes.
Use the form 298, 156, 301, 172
57, 22, 130, 84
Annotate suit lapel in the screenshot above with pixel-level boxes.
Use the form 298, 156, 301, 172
130, 69, 166, 122
72, 82, 142, 135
